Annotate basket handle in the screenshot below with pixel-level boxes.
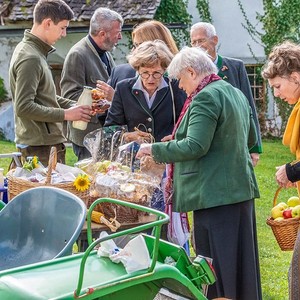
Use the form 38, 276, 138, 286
272, 187, 282, 207
45, 146, 57, 184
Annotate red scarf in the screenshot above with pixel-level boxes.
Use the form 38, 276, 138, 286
165, 73, 221, 205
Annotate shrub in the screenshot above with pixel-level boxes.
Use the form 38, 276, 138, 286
0, 77, 8, 104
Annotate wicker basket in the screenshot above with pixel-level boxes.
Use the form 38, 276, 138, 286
7, 146, 90, 205
266, 187, 300, 251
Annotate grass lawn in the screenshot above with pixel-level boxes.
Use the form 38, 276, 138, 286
0, 138, 296, 299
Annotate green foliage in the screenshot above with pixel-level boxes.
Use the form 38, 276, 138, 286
154, 0, 192, 46
257, 0, 300, 55
238, 0, 300, 136
0, 77, 8, 104
195, 0, 212, 23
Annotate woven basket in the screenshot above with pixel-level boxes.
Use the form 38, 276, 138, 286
87, 191, 150, 224
266, 187, 300, 251
7, 146, 90, 205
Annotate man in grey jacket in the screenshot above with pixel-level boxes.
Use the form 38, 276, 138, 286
190, 22, 262, 167
60, 7, 123, 161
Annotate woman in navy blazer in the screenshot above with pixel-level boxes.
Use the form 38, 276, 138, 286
105, 40, 185, 143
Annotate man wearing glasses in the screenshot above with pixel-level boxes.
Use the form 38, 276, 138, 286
190, 22, 262, 167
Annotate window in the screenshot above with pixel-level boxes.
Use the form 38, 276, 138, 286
246, 64, 267, 134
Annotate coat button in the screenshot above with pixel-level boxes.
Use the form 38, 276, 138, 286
147, 117, 152, 122
147, 128, 152, 133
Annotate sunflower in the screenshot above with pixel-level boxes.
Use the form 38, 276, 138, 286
73, 174, 91, 192
32, 156, 39, 169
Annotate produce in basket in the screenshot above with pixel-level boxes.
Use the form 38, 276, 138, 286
270, 196, 300, 220
7, 147, 91, 203
266, 187, 300, 251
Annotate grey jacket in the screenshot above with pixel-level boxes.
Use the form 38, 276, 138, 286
60, 36, 116, 147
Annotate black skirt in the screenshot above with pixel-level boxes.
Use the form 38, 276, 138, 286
193, 199, 262, 300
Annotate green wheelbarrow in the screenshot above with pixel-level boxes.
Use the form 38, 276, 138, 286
0, 198, 216, 300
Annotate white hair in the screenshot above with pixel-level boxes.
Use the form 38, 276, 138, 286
190, 22, 217, 38
167, 46, 218, 79
90, 7, 123, 36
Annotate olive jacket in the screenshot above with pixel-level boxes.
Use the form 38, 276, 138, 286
9, 30, 74, 146
152, 79, 260, 212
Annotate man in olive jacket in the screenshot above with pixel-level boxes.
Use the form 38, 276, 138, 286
60, 7, 123, 161
9, 0, 91, 166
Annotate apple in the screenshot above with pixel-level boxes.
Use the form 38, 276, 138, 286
274, 217, 284, 222
283, 208, 293, 219
271, 203, 286, 219
277, 202, 288, 209
287, 196, 300, 207
291, 205, 300, 218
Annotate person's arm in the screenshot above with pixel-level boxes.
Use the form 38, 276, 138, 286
151, 91, 220, 163
14, 56, 91, 123
286, 160, 300, 182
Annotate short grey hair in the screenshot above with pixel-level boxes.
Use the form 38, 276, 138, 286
167, 46, 218, 79
89, 7, 123, 36
127, 40, 174, 70
190, 22, 217, 38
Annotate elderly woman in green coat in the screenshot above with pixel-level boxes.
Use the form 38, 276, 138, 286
136, 47, 262, 300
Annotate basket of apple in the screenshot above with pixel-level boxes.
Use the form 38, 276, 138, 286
266, 187, 300, 251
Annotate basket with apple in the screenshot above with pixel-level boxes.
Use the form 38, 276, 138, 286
266, 187, 300, 251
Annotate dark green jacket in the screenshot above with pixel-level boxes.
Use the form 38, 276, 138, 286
152, 80, 260, 212
9, 30, 74, 146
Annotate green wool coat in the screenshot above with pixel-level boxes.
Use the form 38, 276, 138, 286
152, 80, 260, 212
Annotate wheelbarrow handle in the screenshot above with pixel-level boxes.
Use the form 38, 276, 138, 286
75, 198, 169, 298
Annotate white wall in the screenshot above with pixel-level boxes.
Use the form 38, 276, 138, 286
188, 0, 265, 63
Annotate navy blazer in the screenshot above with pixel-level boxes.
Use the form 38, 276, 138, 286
105, 76, 186, 142
108, 63, 136, 89
217, 55, 262, 153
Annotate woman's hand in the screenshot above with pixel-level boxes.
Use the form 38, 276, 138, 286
161, 134, 172, 142
250, 153, 260, 167
276, 164, 295, 188
136, 143, 152, 159
123, 131, 152, 144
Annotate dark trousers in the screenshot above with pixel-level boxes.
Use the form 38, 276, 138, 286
72, 143, 91, 161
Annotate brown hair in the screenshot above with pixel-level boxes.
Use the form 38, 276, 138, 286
261, 41, 300, 79
131, 20, 178, 55
127, 40, 174, 70
33, 0, 74, 25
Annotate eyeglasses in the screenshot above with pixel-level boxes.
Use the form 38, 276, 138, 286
191, 38, 207, 47
139, 71, 164, 79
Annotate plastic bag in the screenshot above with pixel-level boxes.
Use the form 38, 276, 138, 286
98, 232, 151, 273
166, 203, 190, 247
83, 125, 128, 162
